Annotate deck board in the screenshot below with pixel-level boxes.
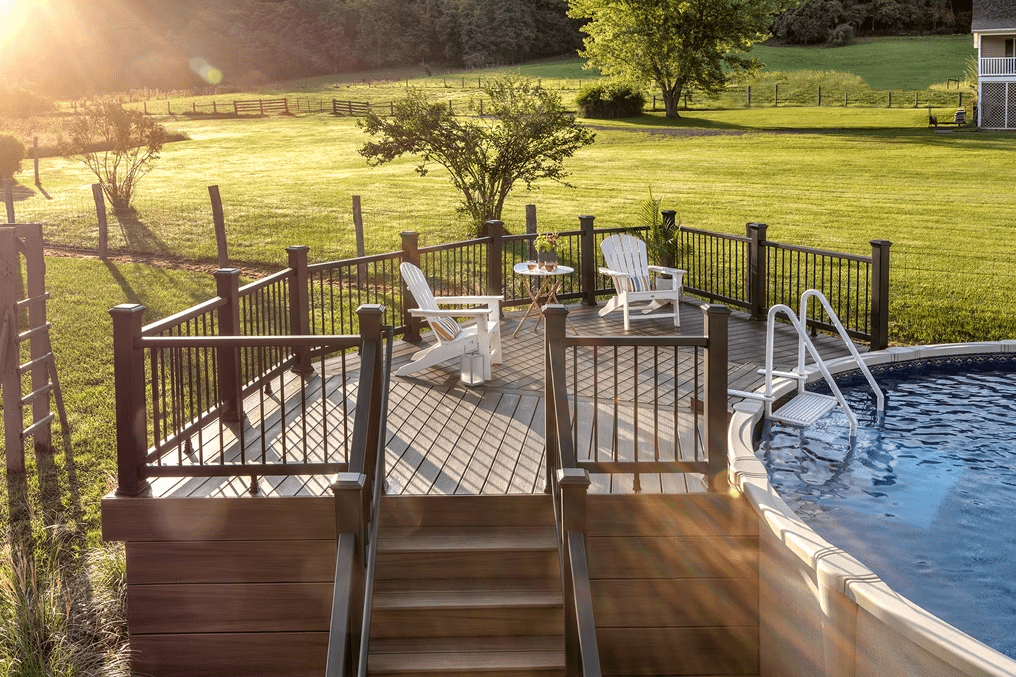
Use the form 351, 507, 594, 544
149, 300, 860, 499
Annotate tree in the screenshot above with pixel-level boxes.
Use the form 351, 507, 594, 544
358, 76, 595, 233
61, 101, 168, 214
0, 134, 25, 181
568, 0, 796, 118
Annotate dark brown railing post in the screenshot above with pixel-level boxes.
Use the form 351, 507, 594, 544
558, 467, 592, 677
746, 222, 768, 320
869, 240, 892, 351
579, 215, 597, 306
400, 231, 421, 341
702, 304, 731, 493
214, 268, 242, 423
328, 472, 367, 677
486, 219, 504, 302
355, 304, 385, 488
287, 245, 313, 375
544, 305, 569, 494
110, 303, 151, 497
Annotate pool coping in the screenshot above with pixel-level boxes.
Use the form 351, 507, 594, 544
727, 340, 1016, 677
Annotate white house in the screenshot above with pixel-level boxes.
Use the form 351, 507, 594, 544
973, 0, 1016, 128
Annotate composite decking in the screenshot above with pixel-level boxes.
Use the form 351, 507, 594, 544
147, 300, 861, 499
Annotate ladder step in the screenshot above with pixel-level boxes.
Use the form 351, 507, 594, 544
18, 352, 53, 376
18, 322, 51, 343
770, 392, 839, 428
21, 382, 53, 406
22, 413, 55, 439
16, 293, 49, 310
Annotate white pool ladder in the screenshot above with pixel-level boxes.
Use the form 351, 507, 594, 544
729, 290, 884, 436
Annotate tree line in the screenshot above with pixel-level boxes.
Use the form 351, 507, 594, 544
1, 0, 973, 97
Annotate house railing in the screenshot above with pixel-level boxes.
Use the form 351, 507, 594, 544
980, 57, 1016, 76
542, 302, 730, 675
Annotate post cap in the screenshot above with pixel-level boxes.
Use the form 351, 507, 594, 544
330, 472, 367, 493
557, 467, 591, 486
109, 303, 146, 316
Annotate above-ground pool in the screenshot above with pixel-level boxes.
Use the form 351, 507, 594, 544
760, 355, 1016, 657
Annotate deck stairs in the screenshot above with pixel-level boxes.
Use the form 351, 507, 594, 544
368, 494, 565, 676
729, 289, 884, 436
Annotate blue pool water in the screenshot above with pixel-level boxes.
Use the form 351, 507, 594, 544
760, 359, 1016, 657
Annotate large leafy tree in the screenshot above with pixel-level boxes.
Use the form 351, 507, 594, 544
358, 76, 595, 233
568, 0, 796, 118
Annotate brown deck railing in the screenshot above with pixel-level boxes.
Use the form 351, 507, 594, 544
326, 306, 392, 677
676, 220, 891, 349
542, 302, 729, 676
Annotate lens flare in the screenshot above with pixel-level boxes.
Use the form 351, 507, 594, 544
189, 57, 223, 86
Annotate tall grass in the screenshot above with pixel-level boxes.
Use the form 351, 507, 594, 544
0, 527, 130, 677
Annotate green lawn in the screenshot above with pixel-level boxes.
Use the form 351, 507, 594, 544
752, 35, 976, 89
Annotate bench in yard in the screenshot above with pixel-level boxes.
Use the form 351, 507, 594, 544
929, 107, 966, 128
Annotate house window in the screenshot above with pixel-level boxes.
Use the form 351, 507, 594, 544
1006, 39, 1015, 58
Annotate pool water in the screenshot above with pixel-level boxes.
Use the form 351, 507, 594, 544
760, 361, 1016, 657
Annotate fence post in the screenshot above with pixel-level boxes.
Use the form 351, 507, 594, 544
486, 220, 504, 302
3, 179, 13, 223
33, 137, 39, 186
845, 92, 849, 107
747, 85, 751, 108
888, 91, 892, 108
92, 184, 108, 260
914, 91, 919, 108
746, 222, 768, 321
110, 303, 150, 496
2, 229, 23, 472
579, 215, 597, 307
352, 196, 367, 287
401, 231, 421, 341
959, 92, 963, 108
702, 303, 731, 493
208, 185, 228, 268
869, 240, 892, 351
818, 86, 822, 106
775, 83, 779, 107
214, 268, 242, 422
287, 246, 313, 375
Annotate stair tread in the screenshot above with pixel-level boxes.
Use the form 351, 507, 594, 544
377, 578, 560, 594
370, 645, 565, 673
374, 587, 563, 609
371, 635, 564, 654
379, 526, 558, 552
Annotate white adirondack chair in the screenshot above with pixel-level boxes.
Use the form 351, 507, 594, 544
396, 262, 503, 379
598, 234, 686, 331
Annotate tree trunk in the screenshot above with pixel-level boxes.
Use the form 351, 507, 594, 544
663, 92, 681, 118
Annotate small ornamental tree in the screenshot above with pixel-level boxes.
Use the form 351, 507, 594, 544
61, 102, 168, 213
358, 76, 595, 233
0, 134, 25, 181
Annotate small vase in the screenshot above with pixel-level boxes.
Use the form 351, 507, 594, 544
538, 251, 557, 269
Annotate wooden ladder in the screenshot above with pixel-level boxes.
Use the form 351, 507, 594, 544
1, 225, 69, 472
367, 494, 565, 676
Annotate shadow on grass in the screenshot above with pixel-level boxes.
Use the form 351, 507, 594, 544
114, 209, 172, 254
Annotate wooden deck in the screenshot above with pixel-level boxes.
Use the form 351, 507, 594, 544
148, 300, 861, 499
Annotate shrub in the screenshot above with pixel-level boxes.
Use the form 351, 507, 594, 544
576, 83, 646, 119
61, 101, 167, 214
826, 23, 855, 47
0, 134, 25, 180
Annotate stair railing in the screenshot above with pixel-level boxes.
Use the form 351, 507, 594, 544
325, 305, 392, 677
545, 306, 603, 677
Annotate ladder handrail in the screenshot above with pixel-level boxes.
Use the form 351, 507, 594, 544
798, 290, 885, 412
764, 304, 860, 436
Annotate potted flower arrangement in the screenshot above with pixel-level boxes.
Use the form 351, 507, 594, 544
534, 232, 560, 270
